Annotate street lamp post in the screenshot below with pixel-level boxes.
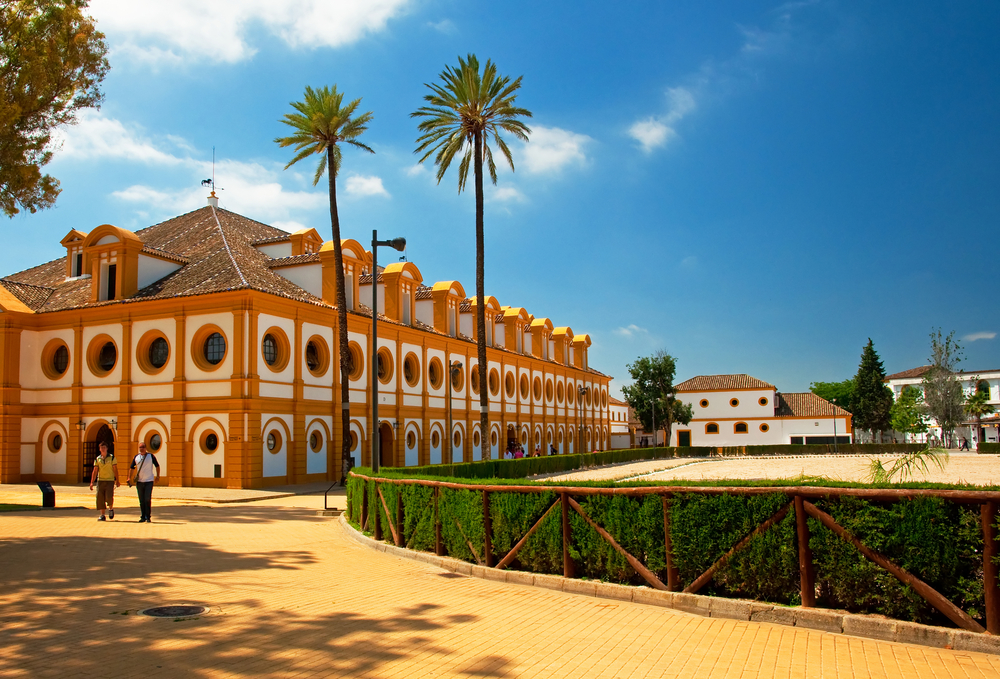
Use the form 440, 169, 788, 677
447, 361, 463, 464
370, 229, 406, 475
832, 398, 839, 454
578, 385, 589, 454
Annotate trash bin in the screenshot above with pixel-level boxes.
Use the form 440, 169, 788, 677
37, 481, 55, 508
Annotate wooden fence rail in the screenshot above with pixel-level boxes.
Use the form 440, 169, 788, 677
349, 473, 1000, 634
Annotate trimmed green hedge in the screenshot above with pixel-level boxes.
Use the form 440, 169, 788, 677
389, 443, 928, 480
347, 473, 996, 628
979, 443, 1000, 454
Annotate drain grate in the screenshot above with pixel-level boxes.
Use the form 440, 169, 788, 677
141, 605, 208, 618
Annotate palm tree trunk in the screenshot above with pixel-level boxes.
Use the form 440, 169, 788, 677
328, 146, 353, 479
474, 130, 489, 460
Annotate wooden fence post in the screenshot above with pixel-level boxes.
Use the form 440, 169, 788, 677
983, 501, 999, 633
361, 483, 368, 531
483, 490, 494, 567
373, 482, 382, 541
663, 495, 679, 591
435, 487, 444, 556
794, 495, 816, 607
561, 492, 574, 578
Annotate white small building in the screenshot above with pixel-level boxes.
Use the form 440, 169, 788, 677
608, 396, 632, 449
669, 374, 852, 447
885, 366, 1000, 445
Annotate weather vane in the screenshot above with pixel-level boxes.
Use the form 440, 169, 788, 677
201, 146, 222, 195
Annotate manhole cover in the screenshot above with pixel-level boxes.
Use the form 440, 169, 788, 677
141, 605, 208, 618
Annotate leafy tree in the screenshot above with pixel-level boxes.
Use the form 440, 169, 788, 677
922, 329, 964, 448
412, 54, 532, 460
621, 351, 692, 446
852, 339, 893, 442
810, 379, 856, 414
276, 85, 374, 479
1, 0, 109, 216
965, 386, 995, 450
890, 386, 927, 441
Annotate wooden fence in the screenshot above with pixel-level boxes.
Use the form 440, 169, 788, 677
349, 472, 1000, 635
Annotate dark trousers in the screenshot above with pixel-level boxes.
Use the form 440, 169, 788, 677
136, 481, 154, 519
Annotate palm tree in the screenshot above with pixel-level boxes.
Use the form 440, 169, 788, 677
276, 85, 373, 479
411, 54, 531, 460
965, 388, 995, 451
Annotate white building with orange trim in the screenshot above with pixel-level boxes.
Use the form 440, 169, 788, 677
0, 198, 612, 488
669, 375, 851, 447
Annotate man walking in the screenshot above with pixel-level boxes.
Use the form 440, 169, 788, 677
127, 441, 160, 523
89, 441, 119, 521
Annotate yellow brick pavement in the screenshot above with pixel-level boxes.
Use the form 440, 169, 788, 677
1, 495, 998, 678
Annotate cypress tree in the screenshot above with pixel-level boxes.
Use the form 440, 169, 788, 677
853, 339, 894, 441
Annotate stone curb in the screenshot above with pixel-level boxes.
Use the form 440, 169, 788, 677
338, 515, 1000, 656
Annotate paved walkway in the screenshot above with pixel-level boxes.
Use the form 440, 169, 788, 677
2, 495, 998, 677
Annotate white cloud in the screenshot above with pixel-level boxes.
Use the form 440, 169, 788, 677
54, 112, 185, 166
963, 332, 997, 342
520, 125, 591, 174
615, 324, 650, 338
427, 19, 457, 34
88, 0, 412, 64
404, 164, 427, 177
272, 220, 312, 234
344, 175, 390, 198
628, 87, 696, 153
487, 186, 525, 203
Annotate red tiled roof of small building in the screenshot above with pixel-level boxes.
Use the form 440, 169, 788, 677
675, 374, 776, 391
776, 392, 850, 418
884, 366, 933, 381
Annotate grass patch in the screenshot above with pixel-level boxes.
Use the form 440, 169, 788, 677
0, 504, 41, 512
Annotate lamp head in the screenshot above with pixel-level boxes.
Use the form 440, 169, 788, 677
388, 237, 406, 252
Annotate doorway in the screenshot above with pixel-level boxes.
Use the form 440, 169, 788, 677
379, 422, 394, 468
678, 430, 691, 447
82, 424, 115, 482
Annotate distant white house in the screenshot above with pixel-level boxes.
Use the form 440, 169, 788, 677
669, 374, 852, 447
608, 396, 632, 449
884, 366, 1000, 445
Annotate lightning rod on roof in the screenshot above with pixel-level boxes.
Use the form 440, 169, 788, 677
201, 147, 223, 206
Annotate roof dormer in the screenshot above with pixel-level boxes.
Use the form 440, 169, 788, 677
381, 261, 423, 325
290, 228, 323, 256
502, 307, 530, 354
529, 317, 554, 360
552, 327, 574, 365
571, 333, 592, 370
319, 238, 371, 311
60, 229, 88, 279
82, 225, 144, 302
430, 281, 466, 336
464, 295, 500, 346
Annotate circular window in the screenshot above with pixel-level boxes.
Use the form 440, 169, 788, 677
568, 429, 574, 442
403, 353, 419, 387
266, 430, 282, 453
406, 431, 417, 448
453, 431, 461, 447
309, 431, 322, 452
145, 431, 162, 452
567, 386, 575, 406
428, 358, 443, 389
699, 399, 709, 408
534, 431, 541, 445
759, 397, 769, 406
260, 328, 289, 372
136, 331, 170, 375
431, 430, 440, 448
558, 430, 564, 443
520, 430, 527, 445
489, 369, 501, 396
192, 325, 228, 371
148, 338, 169, 369
519, 375, 529, 400
47, 431, 63, 453
349, 430, 359, 452
346, 342, 364, 381
532, 377, 542, 401
490, 431, 498, 446
87, 335, 118, 376
730, 398, 740, 407
376, 348, 393, 384
586, 429, 592, 443
305, 337, 330, 377
585, 388, 592, 407
470, 365, 480, 394
547, 430, 552, 444
201, 431, 220, 454
41, 339, 71, 380
504, 373, 515, 398
602, 390, 607, 408
545, 379, 553, 402
451, 363, 464, 391
473, 431, 481, 447
556, 381, 564, 403
760, 423, 770, 433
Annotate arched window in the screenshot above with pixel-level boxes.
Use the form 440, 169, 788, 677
977, 380, 991, 397
734, 422, 748, 434
705, 423, 719, 434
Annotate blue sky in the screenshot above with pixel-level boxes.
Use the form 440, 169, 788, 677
7, 0, 999, 395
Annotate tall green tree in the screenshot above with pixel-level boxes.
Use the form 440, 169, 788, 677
276, 85, 373, 479
621, 351, 692, 446
922, 329, 964, 448
412, 54, 532, 460
852, 339, 893, 442
810, 379, 856, 414
1, 0, 109, 216
890, 386, 927, 441
965, 385, 995, 450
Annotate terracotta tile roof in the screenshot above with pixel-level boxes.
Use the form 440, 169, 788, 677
268, 253, 320, 268
675, 374, 776, 391
608, 395, 626, 406
0, 280, 55, 310
141, 245, 189, 264
459, 299, 472, 312
415, 286, 433, 300
1, 206, 324, 312
884, 366, 932, 381
776, 392, 850, 418
251, 235, 291, 246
